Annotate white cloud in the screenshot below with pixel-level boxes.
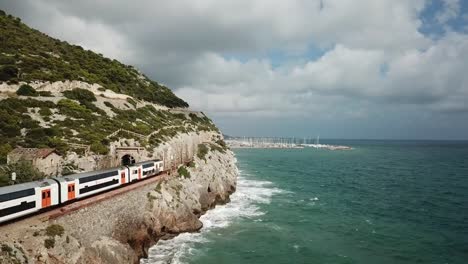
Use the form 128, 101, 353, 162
177, 33, 468, 117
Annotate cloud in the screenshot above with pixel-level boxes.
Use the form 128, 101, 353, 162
1, 0, 468, 138
177, 32, 468, 117
436, 0, 460, 24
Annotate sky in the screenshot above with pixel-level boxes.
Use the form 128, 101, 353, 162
1, 0, 468, 140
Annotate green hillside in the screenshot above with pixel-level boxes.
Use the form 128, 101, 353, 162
0, 10, 188, 108
0, 10, 219, 165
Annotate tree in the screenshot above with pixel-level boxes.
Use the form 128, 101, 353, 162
0, 143, 12, 164
0, 161, 45, 187
0, 65, 18, 81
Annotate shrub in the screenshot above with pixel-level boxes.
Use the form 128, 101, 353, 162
38, 91, 53, 97
216, 139, 228, 150
0, 143, 12, 164
197, 144, 209, 160
57, 99, 92, 118
177, 166, 190, 178
210, 143, 226, 153
126, 97, 137, 107
63, 88, 96, 102
103, 101, 114, 108
0, 161, 45, 184
44, 238, 55, 249
1, 244, 12, 253
45, 224, 64, 237
16, 84, 38, 96
0, 65, 18, 81
0, 54, 15, 64
0, 173, 8, 187
189, 113, 197, 120
38, 107, 52, 116
90, 142, 109, 155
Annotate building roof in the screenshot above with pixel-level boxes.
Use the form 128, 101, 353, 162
8, 147, 58, 160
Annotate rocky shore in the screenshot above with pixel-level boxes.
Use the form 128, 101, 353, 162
0, 136, 238, 264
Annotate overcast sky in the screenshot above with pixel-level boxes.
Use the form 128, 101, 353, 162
2, 0, 468, 139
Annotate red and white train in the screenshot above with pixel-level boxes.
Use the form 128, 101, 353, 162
0, 159, 163, 224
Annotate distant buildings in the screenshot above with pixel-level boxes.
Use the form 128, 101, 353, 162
7, 147, 62, 176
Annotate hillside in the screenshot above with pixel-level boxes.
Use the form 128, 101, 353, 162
0, 11, 220, 177
0, 10, 187, 108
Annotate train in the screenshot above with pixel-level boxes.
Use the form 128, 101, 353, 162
0, 159, 164, 224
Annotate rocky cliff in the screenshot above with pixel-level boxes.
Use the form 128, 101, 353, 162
0, 132, 238, 264
0, 10, 238, 264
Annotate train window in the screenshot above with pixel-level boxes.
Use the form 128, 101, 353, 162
142, 163, 153, 169
0, 201, 36, 218
133, 170, 138, 174
0, 188, 35, 203
79, 170, 118, 184
42, 192, 46, 199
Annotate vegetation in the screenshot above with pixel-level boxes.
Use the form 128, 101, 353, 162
197, 144, 209, 160
1, 244, 12, 254
0, 96, 218, 163
38, 90, 53, 97
63, 88, 96, 102
216, 139, 228, 150
38, 107, 52, 117
44, 238, 55, 249
0, 161, 45, 187
209, 143, 226, 153
126, 97, 137, 107
0, 11, 188, 108
0, 11, 224, 169
16, 84, 37, 96
177, 165, 190, 178
45, 224, 64, 237
154, 183, 162, 193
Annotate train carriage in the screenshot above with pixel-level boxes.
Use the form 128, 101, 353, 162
55, 167, 128, 202
0, 179, 59, 223
128, 159, 163, 180
155, 159, 164, 174
0, 159, 164, 224
127, 163, 143, 182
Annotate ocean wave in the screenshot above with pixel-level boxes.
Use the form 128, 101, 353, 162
141, 174, 283, 264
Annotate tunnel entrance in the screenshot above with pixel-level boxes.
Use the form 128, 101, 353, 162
121, 154, 135, 166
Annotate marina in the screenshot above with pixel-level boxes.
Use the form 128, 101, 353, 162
225, 137, 352, 150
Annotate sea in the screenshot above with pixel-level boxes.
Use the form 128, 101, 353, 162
143, 140, 468, 264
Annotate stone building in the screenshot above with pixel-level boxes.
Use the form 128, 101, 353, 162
7, 147, 62, 176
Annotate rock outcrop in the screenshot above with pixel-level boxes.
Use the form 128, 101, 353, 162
0, 134, 238, 264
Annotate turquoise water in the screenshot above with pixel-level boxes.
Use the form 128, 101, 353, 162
145, 140, 468, 264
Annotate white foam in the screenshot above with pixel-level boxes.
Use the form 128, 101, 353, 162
141, 174, 284, 264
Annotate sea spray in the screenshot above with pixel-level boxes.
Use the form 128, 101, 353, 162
142, 171, 284, 264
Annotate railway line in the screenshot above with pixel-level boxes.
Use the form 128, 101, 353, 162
0, 159, 191, 227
